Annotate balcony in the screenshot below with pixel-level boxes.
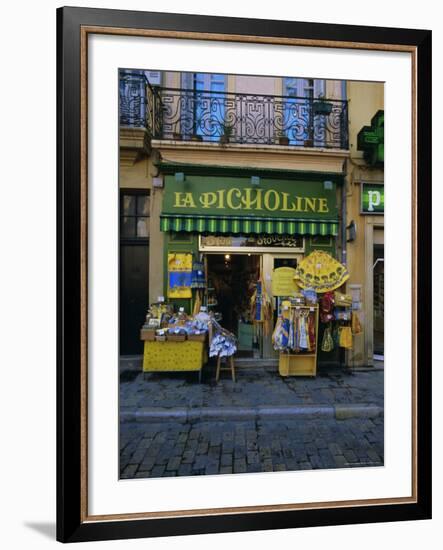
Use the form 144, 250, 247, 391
120, 74, 349, 150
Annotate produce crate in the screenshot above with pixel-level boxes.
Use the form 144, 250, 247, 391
187, 332, 207, 342
166, 333, 186, 342
140, 328, 156, 341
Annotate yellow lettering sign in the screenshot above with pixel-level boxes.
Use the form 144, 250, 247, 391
281, 192, 297, 212
199, 192, 218, 209
174, 192, 196, 208
318, 197, 329, 213
241, 188, 263, 210
304, 197, 317, 212
263, 189, 280, 211
226, 188, 242, 209
173, 187, 331, 214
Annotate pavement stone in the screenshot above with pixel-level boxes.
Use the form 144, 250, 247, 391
119, 361, 384, 479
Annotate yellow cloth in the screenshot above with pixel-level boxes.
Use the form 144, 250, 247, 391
339, 326, 353, 349
351, 312, 363, 335
192, 290, 202, 316
143, 340, 205, 372
294, 250, 349, 293
167, 253, 192, 298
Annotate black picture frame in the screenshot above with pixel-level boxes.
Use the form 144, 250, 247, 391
57, 6, 432, 543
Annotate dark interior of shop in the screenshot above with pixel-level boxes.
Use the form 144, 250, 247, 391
206, 254, 260, 357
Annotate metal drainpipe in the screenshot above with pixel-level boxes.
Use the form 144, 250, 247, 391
341, 163, 348, 266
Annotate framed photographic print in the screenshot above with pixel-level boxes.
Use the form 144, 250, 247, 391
57, 6, 432, 543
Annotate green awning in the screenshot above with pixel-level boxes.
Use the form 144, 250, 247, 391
160, 214, 338, 236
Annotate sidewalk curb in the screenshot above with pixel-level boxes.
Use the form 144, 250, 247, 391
120, 404, 383, 423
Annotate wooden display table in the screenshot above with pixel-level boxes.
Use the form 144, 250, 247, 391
142, 340, 207, 382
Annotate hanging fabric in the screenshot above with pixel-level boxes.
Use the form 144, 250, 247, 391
250, 278, 273, 336
298, 313, 308, 350
321, 325, 334, 352
320, 291, 335, 323
339, 326, 353, 349
308, 311, 316, 351
191, 260, 206, 289
192, 290, 202, 316
351, 312, 363, 335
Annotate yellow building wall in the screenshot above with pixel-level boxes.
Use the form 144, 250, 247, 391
119, 154, 165, 304
348, 81, 384, 158
345, 80, 384, 366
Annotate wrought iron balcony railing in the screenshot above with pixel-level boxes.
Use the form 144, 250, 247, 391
120, 73, 349, 150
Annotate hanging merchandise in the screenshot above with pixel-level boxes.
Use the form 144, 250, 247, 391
294, 250, 349, 293
334, 291, 352, 307
273, 305, 317, 354
335, 308, 351, 321
191, 260, 206, 289
351, 312, 363, 335
307, 310, 316, 351
301, 287, 317, 305
192, 289, 202, 316
209, 319, 237, 358
250, 278, 273, 336
167, 253, 193, 298
272, 316, 290, 351
321, 325, 334, 352
298, 312, 308, 350
339, 326, 353, 349
320, 291, 335, 323
332, 323, 340, 347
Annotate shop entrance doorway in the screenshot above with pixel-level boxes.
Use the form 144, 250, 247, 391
373, 244, 384, 359
206, 254, 261, 358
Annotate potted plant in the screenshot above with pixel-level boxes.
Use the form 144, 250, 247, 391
219, 123, 234, 144
313, 94, 333, 116
276, 131, 289, 146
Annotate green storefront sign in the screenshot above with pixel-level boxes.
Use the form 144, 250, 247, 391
161, 175, 339, 236
361, 183, 384, 214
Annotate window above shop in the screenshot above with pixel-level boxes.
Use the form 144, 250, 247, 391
120, 191, 150, 239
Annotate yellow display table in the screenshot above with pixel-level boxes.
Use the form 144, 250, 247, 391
143, 340, 207, 382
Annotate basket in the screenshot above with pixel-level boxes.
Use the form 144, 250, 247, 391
155, 334, 166, 342
166, 333, 186, 342
140, 328, 156, 341
187, 332, 207, 342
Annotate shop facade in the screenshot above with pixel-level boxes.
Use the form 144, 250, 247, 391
155, 169, 342, 362
119, 70, 383, 366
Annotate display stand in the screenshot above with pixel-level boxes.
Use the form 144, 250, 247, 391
278, 304, 319, 377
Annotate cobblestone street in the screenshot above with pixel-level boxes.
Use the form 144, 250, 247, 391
120, 361, 384, 479
120, 416, 384, 478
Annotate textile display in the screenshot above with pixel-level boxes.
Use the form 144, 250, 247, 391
294, 250, 349, 293
167, 253, 192, 298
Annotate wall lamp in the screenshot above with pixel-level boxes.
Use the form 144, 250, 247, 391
346, 220, 357, 242
174, 172, 186, 183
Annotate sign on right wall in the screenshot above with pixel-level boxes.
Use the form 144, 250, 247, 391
361, 182, 384, 214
